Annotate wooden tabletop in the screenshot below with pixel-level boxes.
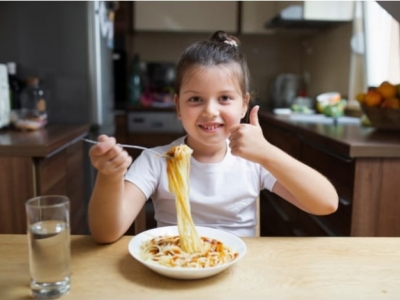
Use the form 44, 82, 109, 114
1, 235, 400, 299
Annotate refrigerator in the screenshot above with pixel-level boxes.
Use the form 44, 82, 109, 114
0, 1, 115, 205
0, 1, 115, 134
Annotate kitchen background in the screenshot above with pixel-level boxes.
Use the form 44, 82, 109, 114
0, 1, 356, 123
0, 1, 399, 235
120, 1, 354, 110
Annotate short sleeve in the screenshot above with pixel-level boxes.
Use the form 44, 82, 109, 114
124, 151, 164, 199
260, 165, 277, 192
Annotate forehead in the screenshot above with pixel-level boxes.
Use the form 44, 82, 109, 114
181, 64, 242, 93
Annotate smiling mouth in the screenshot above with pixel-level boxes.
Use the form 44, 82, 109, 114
199, 124, 223, 131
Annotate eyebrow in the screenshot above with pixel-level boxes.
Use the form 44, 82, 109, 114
182, 90, 238, 95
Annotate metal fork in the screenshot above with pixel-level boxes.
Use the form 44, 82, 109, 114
82, 138, 170, 157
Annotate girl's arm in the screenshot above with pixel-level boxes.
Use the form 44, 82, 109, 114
87, 135, 147, 244
229, 106, 338, 215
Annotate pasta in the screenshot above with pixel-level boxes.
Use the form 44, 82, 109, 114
140, 235, 239, 268
140, 144, 238, 268
166, 145, 203, 254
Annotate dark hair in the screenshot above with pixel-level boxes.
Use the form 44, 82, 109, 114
174, 30, 251, 98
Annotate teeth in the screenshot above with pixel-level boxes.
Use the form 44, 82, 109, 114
203, 125, 219, 130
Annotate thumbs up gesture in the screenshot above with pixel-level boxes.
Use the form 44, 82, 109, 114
228, 105, 270, 163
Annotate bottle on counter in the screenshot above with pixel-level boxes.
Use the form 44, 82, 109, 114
6, 62, 22, 110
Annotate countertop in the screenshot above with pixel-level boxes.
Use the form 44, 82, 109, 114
0, 124, 90, 157
259, 112, 400, 158
1, 234, 400, 299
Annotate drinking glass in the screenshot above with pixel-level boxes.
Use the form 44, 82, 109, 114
25, 195, 71, 299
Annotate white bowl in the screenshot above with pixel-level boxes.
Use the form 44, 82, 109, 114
128, 226, 247, 280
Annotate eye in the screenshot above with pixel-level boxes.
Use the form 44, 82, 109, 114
219, 95, 233, 102
188, 97, 202, 103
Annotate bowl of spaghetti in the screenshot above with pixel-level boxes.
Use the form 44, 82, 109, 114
128, 225, 247, 280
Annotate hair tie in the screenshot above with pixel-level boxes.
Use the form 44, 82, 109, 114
224, 40, 238, 47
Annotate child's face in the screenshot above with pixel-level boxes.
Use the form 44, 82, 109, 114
175, 64, 249, 150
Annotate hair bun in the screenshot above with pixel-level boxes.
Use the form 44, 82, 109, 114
210, 30, 240, 47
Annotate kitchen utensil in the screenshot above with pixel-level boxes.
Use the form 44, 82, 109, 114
82, 138, 170, 157
270, 74, 304, 109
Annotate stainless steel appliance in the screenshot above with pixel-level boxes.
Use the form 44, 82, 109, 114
0, 1, 116, 205
0, 64, 10, 128
0, 1, 115, 135
270, 74, 304, 109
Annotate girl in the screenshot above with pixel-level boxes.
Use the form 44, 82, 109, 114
88, 31, 338, 243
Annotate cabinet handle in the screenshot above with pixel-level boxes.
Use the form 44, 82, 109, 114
339, 197, 351, 206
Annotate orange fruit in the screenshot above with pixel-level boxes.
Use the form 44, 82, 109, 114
365, 90, 383, 106
380, 97, 400, 108
356, 93, 366, 104
376, 81, 397, 98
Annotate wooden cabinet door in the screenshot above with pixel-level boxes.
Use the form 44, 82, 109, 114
134, 1, 238, 33
36, 142, 87, 234
0, 157, 34, 234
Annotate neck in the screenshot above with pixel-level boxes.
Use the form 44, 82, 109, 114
185, 137, 227, 163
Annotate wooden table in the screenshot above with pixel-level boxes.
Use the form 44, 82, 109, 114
1, 235, 400, 299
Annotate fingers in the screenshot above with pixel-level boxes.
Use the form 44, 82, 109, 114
97, 147, 132, 175
89, 135, 132, 176
90, 135, 117, 156
249, 105, 260, 127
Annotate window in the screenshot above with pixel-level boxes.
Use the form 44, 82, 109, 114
348, 1, 400, 105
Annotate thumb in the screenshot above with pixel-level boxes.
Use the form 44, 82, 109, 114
249, 105, 260, 127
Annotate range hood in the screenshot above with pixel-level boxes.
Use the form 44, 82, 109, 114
266, 2, 354, 30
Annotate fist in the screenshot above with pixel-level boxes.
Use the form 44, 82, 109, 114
89, 135, 133, 177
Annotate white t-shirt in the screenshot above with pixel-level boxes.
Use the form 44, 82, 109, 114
124, 136, 277, 237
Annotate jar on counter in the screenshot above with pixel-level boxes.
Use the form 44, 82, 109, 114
10, 77, 47, 131
20, 77, 46, 113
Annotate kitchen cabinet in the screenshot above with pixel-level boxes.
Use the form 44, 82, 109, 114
133, 1, 238, 33
0, 125, 89, 235
259, 112, 400, 237
241, 1, 302, 34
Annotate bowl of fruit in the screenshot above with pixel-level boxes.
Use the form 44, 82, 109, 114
357, 81, 400, 130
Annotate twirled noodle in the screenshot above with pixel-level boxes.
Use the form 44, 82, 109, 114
166, 145, 203, 254
140, 144, 239, 268
140, 235, 239, 268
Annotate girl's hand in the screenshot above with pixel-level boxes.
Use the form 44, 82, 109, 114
88, 135, 133, 178
228, 105, 271, 163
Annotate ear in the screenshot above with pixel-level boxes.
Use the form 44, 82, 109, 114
241, 93, 250, 118
174, 94, 181, 119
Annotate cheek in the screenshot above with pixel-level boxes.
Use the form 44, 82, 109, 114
179, 107, 197, 123
222, 108, 243, 126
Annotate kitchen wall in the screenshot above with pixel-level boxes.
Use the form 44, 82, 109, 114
302, 23, 353, 99
130, 32, 304, 108
126, 2, 354, 108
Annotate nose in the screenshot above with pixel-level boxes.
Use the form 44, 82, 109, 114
202, 100, 219, 118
